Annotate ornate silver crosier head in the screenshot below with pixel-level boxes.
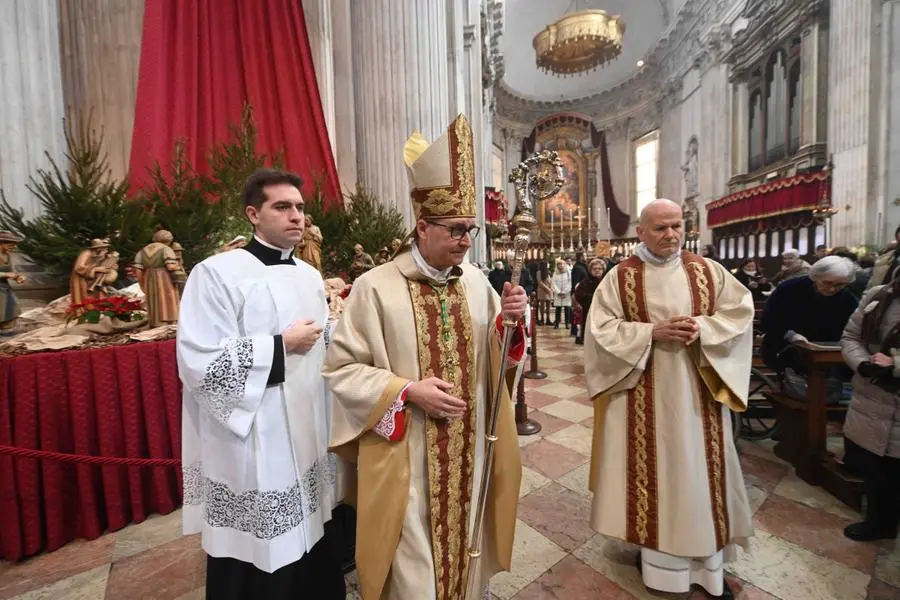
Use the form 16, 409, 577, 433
508, 150, 565, 231
503, 151, 565, 294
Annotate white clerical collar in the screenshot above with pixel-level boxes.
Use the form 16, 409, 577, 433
635, 242, 682, 266
411, 241, 453, 284
254, 235, 294, 259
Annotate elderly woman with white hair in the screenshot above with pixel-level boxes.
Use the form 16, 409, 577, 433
771, 248, 812, 286
760, 256, 860, 404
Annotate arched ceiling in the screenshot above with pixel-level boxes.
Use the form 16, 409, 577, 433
501, 0, 670, 102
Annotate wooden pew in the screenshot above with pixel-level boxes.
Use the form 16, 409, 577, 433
764, 344, 864, 510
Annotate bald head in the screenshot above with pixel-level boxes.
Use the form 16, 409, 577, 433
636, 198, 684, 259
639, 198, 683, 226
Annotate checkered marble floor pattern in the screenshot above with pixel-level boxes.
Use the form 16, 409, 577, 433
1, 325, 898, 600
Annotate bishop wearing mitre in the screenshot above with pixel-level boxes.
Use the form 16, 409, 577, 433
324, 114, 527, 600
584, 199, 754, 600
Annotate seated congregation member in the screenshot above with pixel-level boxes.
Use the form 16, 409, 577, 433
733, 259, 772, 302
584, 199, 754, 600
177, 169, 346, 599
831, 247, 870, 299
572, 257, 606, 345
760, 256, 859, 404
770, 248, 812, 286
324, 114, 525, 600
840, 276, 900, 542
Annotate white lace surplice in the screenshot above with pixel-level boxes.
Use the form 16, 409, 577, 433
177, 250, 338, 573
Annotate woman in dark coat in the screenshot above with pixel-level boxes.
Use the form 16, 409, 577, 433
734, 259, 772, 302
573, 257, 606, 345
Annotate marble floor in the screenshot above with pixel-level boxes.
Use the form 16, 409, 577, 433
1, 326, 898, 599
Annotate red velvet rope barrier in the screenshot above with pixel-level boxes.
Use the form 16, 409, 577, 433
0, 445, 180, 467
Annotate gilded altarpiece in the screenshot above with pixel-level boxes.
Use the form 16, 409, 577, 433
534, 120, 597, 232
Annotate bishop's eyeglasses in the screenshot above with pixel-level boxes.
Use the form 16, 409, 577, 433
427, 221, 481, 240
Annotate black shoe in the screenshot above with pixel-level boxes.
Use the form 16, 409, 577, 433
843, 521, 898, 542
575, 338, 584, 345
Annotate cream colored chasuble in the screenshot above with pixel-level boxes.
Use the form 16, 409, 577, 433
584, 252, 755, 595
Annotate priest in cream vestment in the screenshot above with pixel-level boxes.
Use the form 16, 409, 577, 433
585, 199, 754, 599
324, 114, 526, 600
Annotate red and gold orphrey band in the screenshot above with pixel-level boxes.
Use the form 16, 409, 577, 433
617, 256, 659, 549
617, 252, 730, 551
682, 253, 731, 550
407, 279, 477, 600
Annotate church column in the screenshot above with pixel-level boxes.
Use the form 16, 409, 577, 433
828, 0, 881, 246
330, 0, 357, 192
351, 0, 450, 227
875, 0, 900, 245
302, 0, 336, 154
0, 0, 67, 220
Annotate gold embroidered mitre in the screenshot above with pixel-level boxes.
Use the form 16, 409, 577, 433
403, 114, 476, 220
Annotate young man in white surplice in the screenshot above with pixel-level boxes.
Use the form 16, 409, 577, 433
177, 169, 346, 600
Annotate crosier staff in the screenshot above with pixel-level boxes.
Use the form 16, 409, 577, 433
464, 150, 564, 600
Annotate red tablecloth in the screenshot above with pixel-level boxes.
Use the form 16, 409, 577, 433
0, 339, 182, 561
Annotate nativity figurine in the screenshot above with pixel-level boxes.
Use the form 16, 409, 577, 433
0, 231, 26, 336
349, 243, 375, 280
134, 230, 185, 328
71, 238, 113, 305
297, 214, 323, 272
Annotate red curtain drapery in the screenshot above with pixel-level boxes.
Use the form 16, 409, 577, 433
594, 126, 630, 237
707, 172, 830, 228
485, 188, 506, 223
129, 0, 341, 205
0, 340, 182, 561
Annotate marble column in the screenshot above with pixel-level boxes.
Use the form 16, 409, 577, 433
351, 0, 450, 227
828, 0, 880, 246
876, 0, 900, 246
0, 0, 67, 220
302, 0, 336, 154
330, 0, 357, 192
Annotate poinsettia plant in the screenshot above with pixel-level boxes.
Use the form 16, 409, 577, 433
66, 295, 146, 325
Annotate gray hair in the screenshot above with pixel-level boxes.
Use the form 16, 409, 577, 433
809, 256, 856, 283
782, 248, 799, 259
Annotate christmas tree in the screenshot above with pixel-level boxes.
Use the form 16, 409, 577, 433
140, 140, 227, 270
205, 104, 284, 246
0, 119, 154, 272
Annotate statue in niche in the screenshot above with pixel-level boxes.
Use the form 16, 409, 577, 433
682, 196, 700, 239
681, 135, 699, 199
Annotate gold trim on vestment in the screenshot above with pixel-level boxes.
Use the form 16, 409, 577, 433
681, 253, 731, 551
408, 280, 477, 599
617, 257, 659, 549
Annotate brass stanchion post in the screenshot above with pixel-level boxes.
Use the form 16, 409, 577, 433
515, 360, 542, 436
524, 299, 546, 380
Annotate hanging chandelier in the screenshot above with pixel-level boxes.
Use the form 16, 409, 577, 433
533, 9, 626, 76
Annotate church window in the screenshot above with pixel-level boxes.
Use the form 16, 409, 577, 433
634, 130, 659, 215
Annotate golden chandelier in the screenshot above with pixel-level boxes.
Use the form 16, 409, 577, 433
533, 9, 626, 76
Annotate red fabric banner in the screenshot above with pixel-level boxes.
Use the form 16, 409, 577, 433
707, 172, 830, 228
129, 0, 341, 204
0, 340, 182, 562
485, 189, 506, 223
